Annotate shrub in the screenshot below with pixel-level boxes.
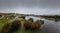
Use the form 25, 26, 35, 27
28, 18, 33, 22
31, 20, 44, 30
1, 23, 10, 33
24, 20, 44, 31
31, 22, 41, 30
24, 21, 32, 30
8, 20, 21, 33
1, 20, 21, 33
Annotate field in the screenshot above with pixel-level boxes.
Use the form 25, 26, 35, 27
0, 13, 42, 33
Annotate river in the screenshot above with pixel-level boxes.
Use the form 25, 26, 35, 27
25, 16, 60, 33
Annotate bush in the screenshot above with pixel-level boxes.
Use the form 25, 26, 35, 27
24, 20, 44, 31
28, 18, 33, 22
40, 20, 44, 24
19, 16, 25, 19
36, 20, 44, 25
1, 20, 21, 33
31, 22, 41, 30
1, 23, 10, 33
31, 20, 44, 30
9, 20, 21, 33
24, 21, 32, 30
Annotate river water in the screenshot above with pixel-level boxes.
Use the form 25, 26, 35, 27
25, 16, 60, 33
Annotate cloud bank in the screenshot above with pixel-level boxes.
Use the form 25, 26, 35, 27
0, 0, 60, 15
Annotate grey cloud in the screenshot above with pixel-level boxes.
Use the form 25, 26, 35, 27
0, 0, 60, 15
0, 0, 60, 8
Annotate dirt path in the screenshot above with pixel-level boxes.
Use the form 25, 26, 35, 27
20, 21, 25, 33
8, 16, 25, 33
9, 16, 25, 33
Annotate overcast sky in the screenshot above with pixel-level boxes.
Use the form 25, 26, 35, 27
0, 0, 60, 15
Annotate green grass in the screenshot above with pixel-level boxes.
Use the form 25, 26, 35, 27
12, 30, 42, 33
0, 18, 12, 30
0, 18, 20, 33
13, 30, 20, 33
23, 30, 42, 33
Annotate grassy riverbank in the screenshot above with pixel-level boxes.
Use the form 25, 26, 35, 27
40, 15, 60, 21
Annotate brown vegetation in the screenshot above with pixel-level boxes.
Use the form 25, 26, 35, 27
24, 20, 44, 30
1, 20, 21, 33
24, 21, 32, 30
1, 23, 10, 33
